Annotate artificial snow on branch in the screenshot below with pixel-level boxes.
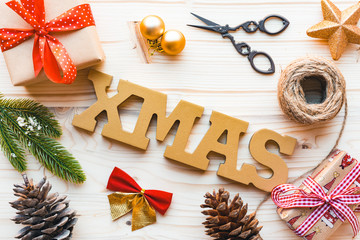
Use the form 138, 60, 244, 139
0, 94, 85, 183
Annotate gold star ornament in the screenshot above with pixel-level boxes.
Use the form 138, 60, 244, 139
307, 0, 360, 60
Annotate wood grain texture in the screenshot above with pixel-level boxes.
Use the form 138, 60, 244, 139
0, 0, 360, 239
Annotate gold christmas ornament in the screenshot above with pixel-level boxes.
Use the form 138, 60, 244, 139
306, 0, 360, 60
161, 30, 186, 55
140, 15, 165, 40
138, 16, 186, 56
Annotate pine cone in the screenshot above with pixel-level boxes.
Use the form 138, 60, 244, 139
201, 188, 263, 240
9, 174, 78, 240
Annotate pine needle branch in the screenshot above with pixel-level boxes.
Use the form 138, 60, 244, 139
0, 119, 26, 172
0, 95, 86, 183
26, 135, 86, 184
0, 96, 61, 138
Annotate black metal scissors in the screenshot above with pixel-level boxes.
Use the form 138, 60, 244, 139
188, 13, 290, 74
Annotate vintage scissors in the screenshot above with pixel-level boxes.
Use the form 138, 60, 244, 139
188, 13, 290, 74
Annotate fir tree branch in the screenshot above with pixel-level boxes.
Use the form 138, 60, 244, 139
0, 105, 86, 183
0, 97, 61, 138
25, 135, 86, 184
0, 118, 26, 172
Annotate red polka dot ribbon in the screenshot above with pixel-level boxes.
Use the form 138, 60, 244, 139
0, 0, 96, 84
272, 162, 360, 237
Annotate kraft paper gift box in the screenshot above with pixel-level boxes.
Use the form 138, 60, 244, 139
0, 0, 105, 86
276, 150, 360, 240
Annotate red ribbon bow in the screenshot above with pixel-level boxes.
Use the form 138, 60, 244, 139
0, 0, 96, 84
107, 167, 173, 215
272, 163, 360, 237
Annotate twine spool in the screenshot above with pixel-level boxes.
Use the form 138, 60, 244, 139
278, 56, 346, 124
256, 57, 347, 211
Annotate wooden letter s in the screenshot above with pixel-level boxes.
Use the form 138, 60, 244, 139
245, 129, 296, 191
218, 129, 296, 192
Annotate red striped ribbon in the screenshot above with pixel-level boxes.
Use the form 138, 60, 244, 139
272, 163, 360, 237
0, 0, 95, 84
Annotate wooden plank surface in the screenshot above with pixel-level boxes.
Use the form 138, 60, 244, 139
0, 0, 360, 239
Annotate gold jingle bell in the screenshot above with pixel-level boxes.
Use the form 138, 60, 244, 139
140, 15, 165, 40
161, 30, 186, 55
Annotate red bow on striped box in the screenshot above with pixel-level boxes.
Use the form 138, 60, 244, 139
0, 0, 104, 85
272, 150, 360, 240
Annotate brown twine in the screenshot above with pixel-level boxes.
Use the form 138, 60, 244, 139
255, 56, 348, 212
278, 56, 346, 125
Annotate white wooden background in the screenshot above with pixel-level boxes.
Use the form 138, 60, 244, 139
0, 0, 360, 239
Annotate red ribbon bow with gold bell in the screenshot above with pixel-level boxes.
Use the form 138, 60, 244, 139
107, 167, 173, 231
0, 0, 96, 84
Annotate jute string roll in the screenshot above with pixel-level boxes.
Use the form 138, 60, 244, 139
278, 56, 346, 124
256, 56, 348, 212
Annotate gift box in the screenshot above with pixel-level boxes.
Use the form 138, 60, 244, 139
0, 0, 105, 86
272, 150, 360, 240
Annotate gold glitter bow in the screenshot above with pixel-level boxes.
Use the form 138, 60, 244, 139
108, 192, 156, 231
106, 167, 173, 231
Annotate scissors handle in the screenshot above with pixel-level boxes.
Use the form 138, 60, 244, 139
224, 34, 275, 74
228, 15, 289, 35
258, 15, 290, 35
248, 51, 275, 74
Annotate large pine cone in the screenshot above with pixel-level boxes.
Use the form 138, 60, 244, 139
201, 188, 262, 240
9, 174, 77, 240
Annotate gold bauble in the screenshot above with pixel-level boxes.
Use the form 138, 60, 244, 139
140, 15, 165, 40
160, 30, 186, 55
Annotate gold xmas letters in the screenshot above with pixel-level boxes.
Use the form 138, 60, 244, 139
72, 70, 297, 192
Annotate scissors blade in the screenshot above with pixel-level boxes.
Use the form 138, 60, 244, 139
190, 12, 220, 26
187, 24, 220, 32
